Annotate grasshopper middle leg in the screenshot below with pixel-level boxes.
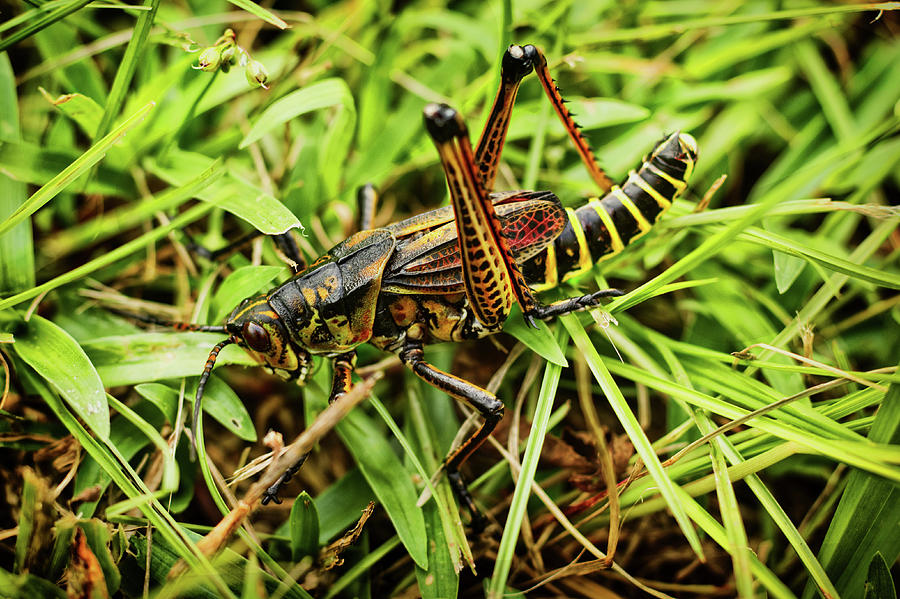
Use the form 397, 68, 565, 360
399, 338, 502, 530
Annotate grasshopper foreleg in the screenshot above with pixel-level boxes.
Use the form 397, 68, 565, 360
261, 351, 357, 505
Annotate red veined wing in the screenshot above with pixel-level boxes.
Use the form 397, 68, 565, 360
381, 191, 565, 294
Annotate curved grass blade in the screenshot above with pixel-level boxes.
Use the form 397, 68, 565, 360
192, 375, 256, 442
13, 314, 109, 439
241, 78, 354, 147
635, 332, 840, 596
226, 0, 288, 30
745, 217, 899, 381
240, 79, 357, 199
504, 306, 568, 367
182, 389, 309, 597
146, 150, 299, 235
708, 433, 754, 597
0, 102, 154, 239
336, 406, 429, 570
743, 227, 900, 290
134, 382, 179, 424
40, 90, 103, 139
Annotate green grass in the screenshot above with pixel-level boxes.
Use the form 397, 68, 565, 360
1, 1, 899, 598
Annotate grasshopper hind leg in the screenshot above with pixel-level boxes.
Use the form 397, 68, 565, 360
356, 183, 379, 231
475, 44, 614, 195
528, 288, 624, 321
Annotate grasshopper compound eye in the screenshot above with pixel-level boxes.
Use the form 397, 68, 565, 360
242, 321, 271, 352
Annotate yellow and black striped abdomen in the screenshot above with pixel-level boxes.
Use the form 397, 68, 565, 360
523, 131, 697, 291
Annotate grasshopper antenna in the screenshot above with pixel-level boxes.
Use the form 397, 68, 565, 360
191, 338, 235, 460
109, 307, 233, 458
109, 308, 228, 334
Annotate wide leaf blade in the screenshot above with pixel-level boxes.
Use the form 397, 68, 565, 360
13, 315, 109, 439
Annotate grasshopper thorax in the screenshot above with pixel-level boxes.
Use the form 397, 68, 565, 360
226, 295, 312, 383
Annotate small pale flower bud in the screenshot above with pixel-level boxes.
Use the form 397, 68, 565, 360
245, 59, 269, 89
194, 46, 222, 71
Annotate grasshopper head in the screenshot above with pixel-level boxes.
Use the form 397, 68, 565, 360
190, 295, 311, 455
225, 295, 312, 384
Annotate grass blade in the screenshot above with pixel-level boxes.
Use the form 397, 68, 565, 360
240, 78, 354, 149
488, 340, 563, 598
0, 161, 222, 311
0, 53, 34, 294
743, 227, 900, 290
93, 0, 160, 141
336, 406, 429, 570
0, 102, 154, 238
808, 363, 900, 598
226, 0, 288, 30
146, 150, 299, 235
0, 0, 93, 53
13, 315, 109, 439
562, 315, 706, 559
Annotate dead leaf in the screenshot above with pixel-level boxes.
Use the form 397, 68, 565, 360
319, 502, 375, 570
67, 527, 109, 599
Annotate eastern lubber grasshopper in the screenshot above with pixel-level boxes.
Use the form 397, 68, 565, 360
148, 44, 697, 526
